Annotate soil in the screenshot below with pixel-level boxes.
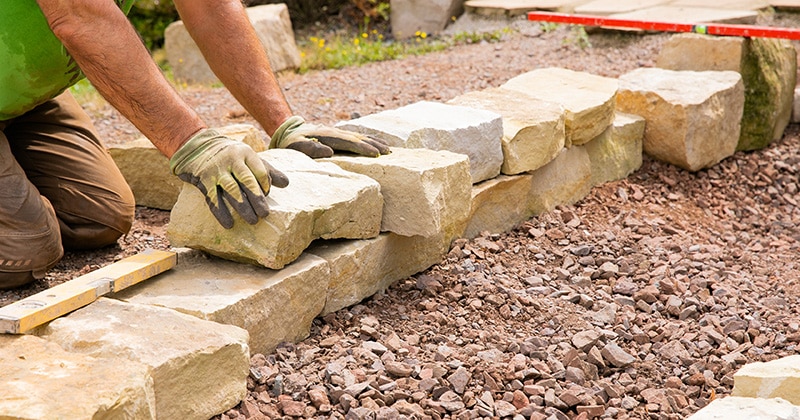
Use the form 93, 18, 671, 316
4, 10, 800, 420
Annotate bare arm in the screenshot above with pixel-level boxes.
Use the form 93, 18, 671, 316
36, 0, 205, 158
172, 0, 293, 136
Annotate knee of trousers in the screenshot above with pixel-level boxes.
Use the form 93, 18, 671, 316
0, 199, 64, 288
59, 196, 136, 250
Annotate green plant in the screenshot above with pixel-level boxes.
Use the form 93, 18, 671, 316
451, 27, 514, 45
128, 0, 179, 51
540, 22, 560, 33
568, 25, 592, 49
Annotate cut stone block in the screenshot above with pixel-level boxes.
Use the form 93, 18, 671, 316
336, 101, 504, 184
670, 0, 769, 10
39, 298, 249, 420
0, 334, 156, 419
448, 87, 566, 175
528, 146, 592, 215
733, 355, 800, 405
109, 124, 265, 210
501, 68, 618, 146
616, 68, 744, 171
656, 33, 797, 151
322, 147, 470, 239
584, 112, 644, 186
115, 249, 329, 355
794, 86, 800, 123
608, 6, 758, 26
574, 0, 669, 16
390, 0, 464, 39
309, 233, 451, 315
167, 149, 383, 269
687, 396, 800, 420
165, 4, 300, 84
465, 174, 534, 239
464, 0, 589, 16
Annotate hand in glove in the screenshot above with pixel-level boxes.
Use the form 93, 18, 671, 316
170, 129, 289, 229
270, 116, 391, 158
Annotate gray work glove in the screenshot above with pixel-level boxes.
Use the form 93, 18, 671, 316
270, 116, 391, 158
170, 129, 289, 229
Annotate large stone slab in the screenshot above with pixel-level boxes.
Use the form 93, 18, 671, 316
39, 298, 249, 420
109, 124, 265, 211
390, 0, 464, 39
733, 355, 800, 405
165, 4, 301, 84
688, 396, 800, 419
656, 33, 797, 151
448, 87, 566, 175
168, 149, 383, 269
309, 233, 451, 315
616, 68, 744, 171
322, 147, 471, 238
464, 0, 589, 15
465, 174, 534, 239
336, 101, 504, 184
528, 146, 592, 215
501, 68, 618, 147
115, 249, 329, 355
574, 0, 668, 15
0, 334, 156, 419
583, 112, 644, 186
670, 0, 769, 10
608, 6, 758, 25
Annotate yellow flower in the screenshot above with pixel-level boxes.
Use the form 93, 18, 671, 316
354, 38, 360, 46
420, 32, 427, 39
361, 32, 368, 38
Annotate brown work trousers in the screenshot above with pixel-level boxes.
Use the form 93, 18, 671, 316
0, 92, 135, 289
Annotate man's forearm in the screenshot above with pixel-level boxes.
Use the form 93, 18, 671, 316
36, 0, 205, 158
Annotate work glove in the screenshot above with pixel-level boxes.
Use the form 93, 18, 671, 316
270, 116, 391, 158
170, 129, 289, 229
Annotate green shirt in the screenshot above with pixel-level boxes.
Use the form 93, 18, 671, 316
0, 1, 135, 121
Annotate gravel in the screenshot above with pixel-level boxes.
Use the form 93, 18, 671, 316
4, 10, 800, 420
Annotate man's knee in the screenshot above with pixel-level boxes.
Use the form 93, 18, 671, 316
0, 197, 64, 289
59, 192, 135, 250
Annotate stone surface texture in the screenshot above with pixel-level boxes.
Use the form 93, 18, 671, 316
167, 149, 382, 269
616, 68, 744, 171
322, 147, 471, 238
528, 146, 592, 215
583, 112, 644, 186
165, 4, 300, 84
687, 396, 800, 419
0, 335, 156, 419
733, 355, 800, 405
464, 174, 534, 238
501, 67, 618, 146
336, 101, 504, 184
390, 0, 464, 39
448, 87, 566, 175
39, 298, 249, 420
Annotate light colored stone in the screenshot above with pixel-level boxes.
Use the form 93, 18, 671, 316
0, 334, 155, 419
687, 396, 800, 420
528, 146, 592, 215
465, 174, 534, 239
793, 86, 800, 123
733, 355, 800, 405
575, 0, 668, 16
501, 67, 618, 146
616, 68, 744, 171
309, 233, 450, 315
670, 0, 769, 10
336, 101, 504, 184
165, 4, 300, 84
583, 112, 644, 186
115, 249, 329, 354
656, 33, 797, 151
608, 6, 758, 25
464, 0, 587, 16
167, 149, 382, 269
39, 298, 249, 420
390, 0, 463, 39
448, 87, 566, 175
109, 124, 265, 210
322, 147, 470, 238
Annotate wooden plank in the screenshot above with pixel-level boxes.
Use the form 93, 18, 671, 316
0, 249, 176, 334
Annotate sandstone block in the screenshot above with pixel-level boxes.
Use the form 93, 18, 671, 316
793, 86, 800, 123
465, 174, 534, 239
336, 101, 504, 184
687, 396, 800, 420
168, 149, 382, 269
322, 147, 470, 238
390, 0, 464, 39
165, 4, 300, 84
733, 355, 800, 405
448, 87, 566, 175
39, 298, 249, 420
528, 146, 592, 215
616, 68, 744, 171
309, 233, 450, 315
656, 33, 797, 151
574, 0, 669, 16
115, 249, 329, 354
501, 67, 618, 146
584, 112, 644, 186
109, 124, 265, 210
0, 335, 155, 419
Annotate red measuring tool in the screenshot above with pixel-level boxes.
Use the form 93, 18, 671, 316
527, 11, 800, 40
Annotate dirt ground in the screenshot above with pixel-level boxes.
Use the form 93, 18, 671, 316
4, 10, 800, 420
